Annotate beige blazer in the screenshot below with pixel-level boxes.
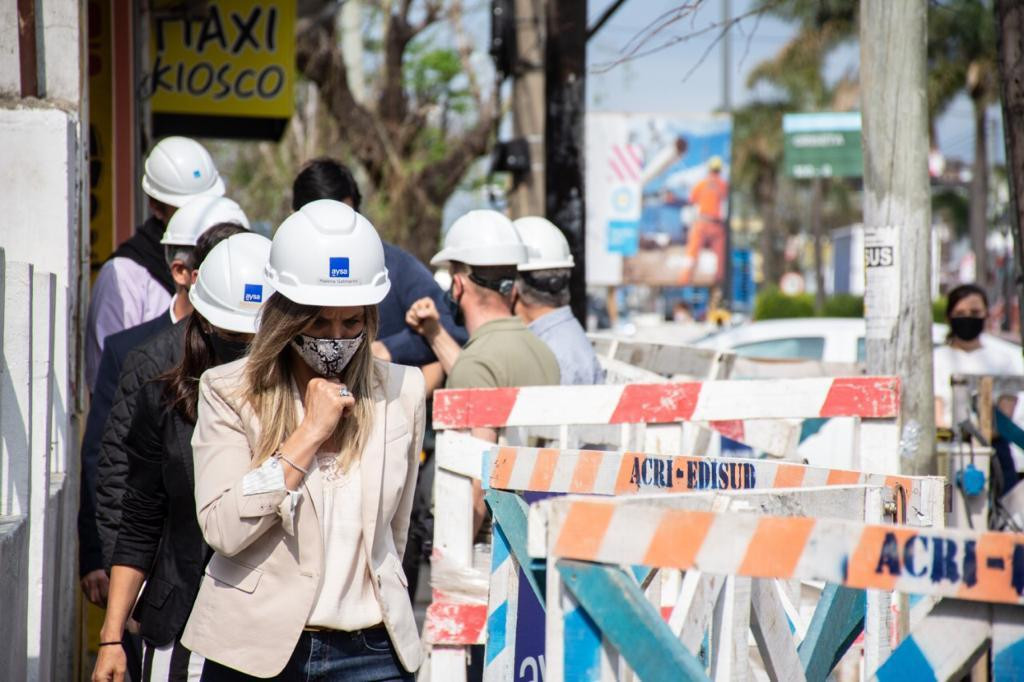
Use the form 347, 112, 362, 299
180, 357, 425, 678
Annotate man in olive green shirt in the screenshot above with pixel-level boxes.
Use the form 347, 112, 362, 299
407, 210, 560, 532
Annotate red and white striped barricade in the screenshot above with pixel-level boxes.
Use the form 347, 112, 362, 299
423, 376, 903, 681
592, 352, 801, 458
483, 444, 946, 682
535, 494, 1023, 682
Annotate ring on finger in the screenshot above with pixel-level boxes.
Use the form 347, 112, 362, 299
338, 386, 352, 398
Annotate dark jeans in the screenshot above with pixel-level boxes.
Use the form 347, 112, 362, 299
200, 627, 413, 682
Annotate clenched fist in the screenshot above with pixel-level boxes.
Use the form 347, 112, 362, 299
406, 297, 442, 339
300, 378, 356, 445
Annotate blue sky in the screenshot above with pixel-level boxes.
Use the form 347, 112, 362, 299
585, 0, 1001, 164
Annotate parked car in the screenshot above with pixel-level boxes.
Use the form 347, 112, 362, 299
694, 317, 1021, 363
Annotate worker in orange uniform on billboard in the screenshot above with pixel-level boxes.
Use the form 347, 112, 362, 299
680, 155, 728, 285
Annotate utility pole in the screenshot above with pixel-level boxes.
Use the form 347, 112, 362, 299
546, 0, 587, 323
721, 0, 733, 307
860, 0, 935, 474
509, 0, 546, 217
995, 0, 1024, 349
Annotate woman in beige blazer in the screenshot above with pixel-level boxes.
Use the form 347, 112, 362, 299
182, 200, 425, 681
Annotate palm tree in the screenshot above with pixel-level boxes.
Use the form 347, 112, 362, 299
731, 0, 858, 307
928, 0, 998, 287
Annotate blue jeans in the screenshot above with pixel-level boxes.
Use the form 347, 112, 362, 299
200, 627, 413, 682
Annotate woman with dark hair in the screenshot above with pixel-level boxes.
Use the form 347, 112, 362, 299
92, 233, 274, 682
934, 283, 1024, 430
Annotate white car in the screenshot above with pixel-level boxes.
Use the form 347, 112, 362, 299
694, 317, 1023, 469
694, 317, 1021, 364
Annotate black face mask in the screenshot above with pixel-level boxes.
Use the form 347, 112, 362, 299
209, 333, 250, 365
444, 284, 465, 328
950, 316, 984, 342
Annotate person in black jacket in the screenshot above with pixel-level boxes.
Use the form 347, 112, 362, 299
92, 233, 275, 682
92, 222, 248, 574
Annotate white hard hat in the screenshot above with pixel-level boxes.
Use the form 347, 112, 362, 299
161, 196, 250, 246
513, 216, 575, 271
142, 136, 226, 207
189, 233, 275, 333
265, 199, 390, 307
430, 210, 528, 267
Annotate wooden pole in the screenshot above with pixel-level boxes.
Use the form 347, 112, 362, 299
509, 0, 546, 218
811, 177, 825, 313
994, 0, 1024, 351
859, 0, 936, 475
546, 0, 587, 323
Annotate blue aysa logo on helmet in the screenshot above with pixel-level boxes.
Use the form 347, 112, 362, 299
243, 284, 263, 303
329, 257, 350, 278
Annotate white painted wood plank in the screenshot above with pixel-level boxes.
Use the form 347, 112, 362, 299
711, 576, 751, 681
749, 578, 807, 682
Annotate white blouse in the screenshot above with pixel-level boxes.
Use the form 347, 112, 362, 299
242, 455, 382, 630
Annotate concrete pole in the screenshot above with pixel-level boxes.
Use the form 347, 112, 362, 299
509, 0, 545, 218
860, 0, 936, 475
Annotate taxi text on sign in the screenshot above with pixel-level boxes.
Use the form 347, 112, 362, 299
150, 1, 295, 122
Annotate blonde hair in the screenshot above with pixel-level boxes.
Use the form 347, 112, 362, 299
243, 292, 383, 471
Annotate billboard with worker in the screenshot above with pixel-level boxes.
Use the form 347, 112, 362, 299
586, 112, 732, 287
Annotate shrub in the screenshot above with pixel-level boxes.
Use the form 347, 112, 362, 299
753, 287, 815, 320
821, 294, 864, 318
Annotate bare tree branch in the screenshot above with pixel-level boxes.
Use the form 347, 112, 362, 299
593, 0, 784, 75
449, 0, 484, 106
296, 15, 390, 184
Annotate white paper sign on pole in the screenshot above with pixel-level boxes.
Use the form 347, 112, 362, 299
864, 224, 899, 340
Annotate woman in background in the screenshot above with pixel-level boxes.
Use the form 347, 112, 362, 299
92, 232, 273, 681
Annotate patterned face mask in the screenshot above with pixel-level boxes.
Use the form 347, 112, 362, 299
290, 332, 364, 377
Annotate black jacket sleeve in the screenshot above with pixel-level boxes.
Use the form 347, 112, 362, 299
111, 381, 168, 571
95, 348, 162, 570
77, 343, 122, 576
378, 247, 468, 365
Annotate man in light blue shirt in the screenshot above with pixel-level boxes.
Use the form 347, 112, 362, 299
513, 217, 604, 385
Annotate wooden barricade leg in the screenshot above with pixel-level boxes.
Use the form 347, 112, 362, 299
874, 599, 991, 682
546, 557, 616, 682
670, 571, 725, 656
710, 575, 751, 681
797, 584, 866, 680
749, 578, 807, 682
424, 432, 481, 682
992, 604, 1024, 682
556, 559, 710, 682
483, 524, 518, 682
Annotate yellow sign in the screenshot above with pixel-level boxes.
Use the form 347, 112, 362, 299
88, 0, 114, 280
150, 1, 295, 119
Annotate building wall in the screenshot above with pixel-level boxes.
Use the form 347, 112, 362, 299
0, 2, 89, 680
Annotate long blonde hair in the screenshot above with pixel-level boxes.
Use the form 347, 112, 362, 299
244, 292, 383, 471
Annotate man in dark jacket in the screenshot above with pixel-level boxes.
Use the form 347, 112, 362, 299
290, 157, 468, 366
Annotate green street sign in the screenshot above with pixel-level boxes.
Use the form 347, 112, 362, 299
783, 112, 862, 179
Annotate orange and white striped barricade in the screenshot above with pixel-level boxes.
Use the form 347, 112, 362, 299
482, 442, 946, 682
423, 376, 904, 681
535, 494, 1024, 682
